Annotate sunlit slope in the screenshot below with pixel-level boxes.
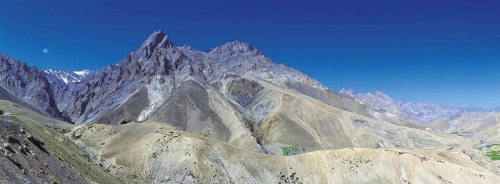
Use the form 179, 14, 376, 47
251, 80, 466, 154
70, 121, 500, 184
92, 76, 469, 155
0, 100, 69, 128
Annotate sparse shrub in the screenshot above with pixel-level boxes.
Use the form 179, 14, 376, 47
0, 109, 3, 115
120, 119, 132, 124
57, 155, 66, 162
50, 179, 58, 184
282, 147, 292, 155
353, 119, 367, 123
282, 145, 301, 156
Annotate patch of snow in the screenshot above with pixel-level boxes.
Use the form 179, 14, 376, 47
73, 69, 91, 76
62, 77, 69, 84
44, 69, 93, 84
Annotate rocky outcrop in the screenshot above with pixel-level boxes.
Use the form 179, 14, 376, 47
0, 119, 87, 183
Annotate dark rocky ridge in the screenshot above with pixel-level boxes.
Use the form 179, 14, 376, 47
0, 54, 68, 122
51, 30, 326, 124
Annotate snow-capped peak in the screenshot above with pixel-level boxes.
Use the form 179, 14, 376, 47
73, 69, 91, 76
44, 69, 93, 84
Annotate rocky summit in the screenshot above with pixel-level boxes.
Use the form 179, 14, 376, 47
1, 31, 499, 183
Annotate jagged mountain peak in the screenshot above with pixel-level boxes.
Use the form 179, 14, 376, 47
0, 53, 31, 70
44, 69, 93, 84
73, 69, 92, 76
0, 53, 10, 59
179, 45, 195, 51
140, 30, 174, 57
32, 30, 331, 125
208, 40, 261, 55
339, 87, 355, 96
340, 88, 391, 101
372, 91, 392, 101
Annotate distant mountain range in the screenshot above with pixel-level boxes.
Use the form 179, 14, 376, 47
340, 88, 477, 126
44, 69, 92, 84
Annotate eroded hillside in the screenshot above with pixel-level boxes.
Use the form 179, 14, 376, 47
69, 121, 500, 183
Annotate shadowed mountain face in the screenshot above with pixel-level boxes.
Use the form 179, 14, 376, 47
0, 54, 67, 121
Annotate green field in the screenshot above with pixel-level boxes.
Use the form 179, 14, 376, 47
282, 145, 300, 155
486, 150, 500, 161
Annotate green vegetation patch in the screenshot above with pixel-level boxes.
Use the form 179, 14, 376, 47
282, 147, 292, 154
451, 131, 458, 135
282, 145, 300, 155
486, 150, 500, 161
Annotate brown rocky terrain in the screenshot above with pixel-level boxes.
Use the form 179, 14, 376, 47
69, 121, 500, 183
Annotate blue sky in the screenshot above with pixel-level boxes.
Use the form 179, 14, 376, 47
0, 0, 499, 109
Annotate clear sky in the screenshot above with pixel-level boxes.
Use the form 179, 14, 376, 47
0, 0, 499, 109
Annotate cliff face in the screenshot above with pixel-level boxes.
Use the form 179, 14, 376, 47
0, 53, 67, 121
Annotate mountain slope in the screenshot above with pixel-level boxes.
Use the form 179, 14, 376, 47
0, 100, 124, 184
33, 31, 474, 154
0, 53, 67, 121
69, 121, 500, 183
52, 31, 325, 125
0, 86, 40, 114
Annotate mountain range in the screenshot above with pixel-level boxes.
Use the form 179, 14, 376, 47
1, 30, 499, 183
44, 69, 92, 84
339, 88, 468, 126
